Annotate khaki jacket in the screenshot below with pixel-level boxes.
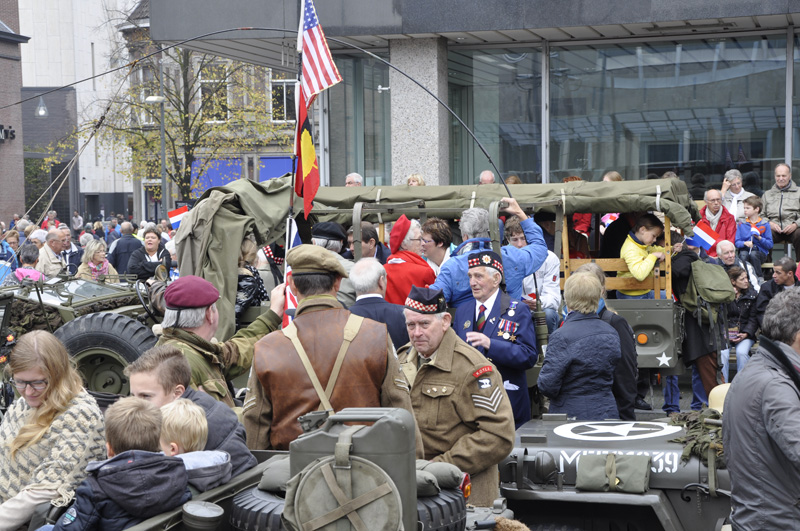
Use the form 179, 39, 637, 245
36, 246, 66, 277
157, 310, 281, 407
398, 328, 515, 506
243, 295, 422, 455
763, 180, 800, 229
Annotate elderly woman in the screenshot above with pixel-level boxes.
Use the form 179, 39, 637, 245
406, 173, 426, 186
721, 169, 755, 223
29, 229, 48, 249
75, 238, 118, 281
0, 244, 46, 287
537, 272, 621, 420
0, 331, 105, 530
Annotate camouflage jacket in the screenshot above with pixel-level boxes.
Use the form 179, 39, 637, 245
158, 310, 281, 407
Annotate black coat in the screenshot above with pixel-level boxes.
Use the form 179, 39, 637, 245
599, 305, 638, 421
755, 279, 787, 329
108, 235, 142, 275
127, 244, 169, 280
347, 296, 410, 350
673, 248, 715, 364
727, 286, 759, 338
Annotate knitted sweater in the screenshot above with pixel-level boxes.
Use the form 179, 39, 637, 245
0, 390, 105, 507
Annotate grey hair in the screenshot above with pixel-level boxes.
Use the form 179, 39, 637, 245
403, 308, 448, 321
345, 172, 363, 185
161, 304, 212, 329
350, 257, 385, 295
312, 237, 343, 253
400, 219, 421, 251
703, 189, 722, 201
762, 290, 800, 345
459, 208, 490, 239
715, 239, 735, 256
19, 244, 40, 265
724, 169, 743, 182
16, 219, 30, 231
45, 229, 61, 243
79, 234, 94, 247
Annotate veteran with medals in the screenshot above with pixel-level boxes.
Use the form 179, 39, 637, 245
453, 250, 537, 428
398, 286, 515, 506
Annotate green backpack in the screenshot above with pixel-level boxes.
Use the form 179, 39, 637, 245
681, 260, 736, 351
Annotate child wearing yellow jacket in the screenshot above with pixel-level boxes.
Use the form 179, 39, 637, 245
617, 213, 666, 299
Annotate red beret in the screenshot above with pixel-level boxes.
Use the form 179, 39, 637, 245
164, 275, 219, 309
390, 215, 411, 254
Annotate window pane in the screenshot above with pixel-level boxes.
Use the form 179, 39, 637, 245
272, 83, 286, 121
550, 36, 786, 195
285, 83, 296, 122
447, 48, 543, 185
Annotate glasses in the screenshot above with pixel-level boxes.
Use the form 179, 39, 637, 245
10, 378, 49, 391
421, 238, 434, 245
706, 198, 722, 203
408, 238, 422, 242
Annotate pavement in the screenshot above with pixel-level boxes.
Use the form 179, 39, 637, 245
634, 369, 718, 421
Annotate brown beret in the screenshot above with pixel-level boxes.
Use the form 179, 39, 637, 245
287, 244, 348, 277
164, 275, 220, 309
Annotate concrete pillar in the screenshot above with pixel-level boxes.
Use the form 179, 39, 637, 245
389, 38, 449, 185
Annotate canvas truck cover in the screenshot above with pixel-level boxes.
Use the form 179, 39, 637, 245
175, 175, 698, 340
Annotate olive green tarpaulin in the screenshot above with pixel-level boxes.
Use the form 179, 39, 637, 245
175, 175, 699, 340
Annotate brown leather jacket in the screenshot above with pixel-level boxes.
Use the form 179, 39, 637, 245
243, 295, 422, 454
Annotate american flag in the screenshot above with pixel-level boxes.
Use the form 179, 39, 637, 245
296, 0, 342, 106
282, 216, 303, 328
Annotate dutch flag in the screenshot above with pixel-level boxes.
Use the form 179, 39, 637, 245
685, 220, 720, 251
168, 206, 189, 230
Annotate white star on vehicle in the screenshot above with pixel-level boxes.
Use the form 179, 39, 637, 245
656, 352, 672, 366
579, 423, 660, 437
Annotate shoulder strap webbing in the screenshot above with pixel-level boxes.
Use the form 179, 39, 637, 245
283, 314, 365, 412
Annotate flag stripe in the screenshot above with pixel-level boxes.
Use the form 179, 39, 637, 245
297, 0, 342, 103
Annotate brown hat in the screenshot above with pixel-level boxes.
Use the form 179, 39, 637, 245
390, 215, 411, 254
287, 244, 349, 277
164, 275, 220, 309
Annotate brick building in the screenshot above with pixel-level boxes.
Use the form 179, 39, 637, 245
0, 0, 28, 228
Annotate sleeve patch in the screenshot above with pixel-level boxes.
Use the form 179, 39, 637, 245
472, 365, 493, 378
471, 387, 503, 413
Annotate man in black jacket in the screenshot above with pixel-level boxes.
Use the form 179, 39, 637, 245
347, 257, 410, 350
126, 345, 257, 477
755, 257, 797, 328
107, 222, 142, 275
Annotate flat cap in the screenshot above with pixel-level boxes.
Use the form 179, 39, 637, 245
164, 275, 219, 309
405, 286, 447, 314
311, 221, 346, 242
287, 244, 349, 277
468, 250, 504, 277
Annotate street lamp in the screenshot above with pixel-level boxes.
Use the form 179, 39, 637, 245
145, 90, 167, 221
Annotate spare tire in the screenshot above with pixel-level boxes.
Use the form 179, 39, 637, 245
55, 313, 156, 396
230, 487, 467, 531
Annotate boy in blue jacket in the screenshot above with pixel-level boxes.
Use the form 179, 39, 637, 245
735, 196, 773, 282
45, 397, 191, 531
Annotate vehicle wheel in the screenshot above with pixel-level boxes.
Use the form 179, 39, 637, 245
417, 489, 467, 531
55, 313, 156, 396
230, 487, 467, 531
230, 488, 286, 531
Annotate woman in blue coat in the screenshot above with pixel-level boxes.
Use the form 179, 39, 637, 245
538, 272, 621, 420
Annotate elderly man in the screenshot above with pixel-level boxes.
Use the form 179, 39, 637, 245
384, 214, 436, 304
432, 197, 547, 309
714, 240, 760, 292
700, 189, 736, 258
724, 289, 800, 529
478, 170, 495, 185
763, 163, 800, 260
35, 229, 68, 276
156, 275, 284, 407
126, 345, 256, 477
399, 286, 515, 506
721, 169, 755, 222
108, 221, 142, 275
344, 172, 363, 187
310, 221, 356, 307
755, 257, 797, 329
59, 224, 83, 275
243, 245, 421, 454
453, 250, 536, 428
420, 217, 454, 276
348, 257, 410, 350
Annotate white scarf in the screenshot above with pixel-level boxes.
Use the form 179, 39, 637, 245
706, 206, 723, 231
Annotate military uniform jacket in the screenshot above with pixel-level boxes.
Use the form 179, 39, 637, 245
398, 328, 515, 507
157, 310, 281, 407
243, 295, 422, 455
454, 291, 537, 428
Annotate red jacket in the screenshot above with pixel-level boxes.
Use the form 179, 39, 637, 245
700, 205, 736, 257
384, 250, 436, 305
